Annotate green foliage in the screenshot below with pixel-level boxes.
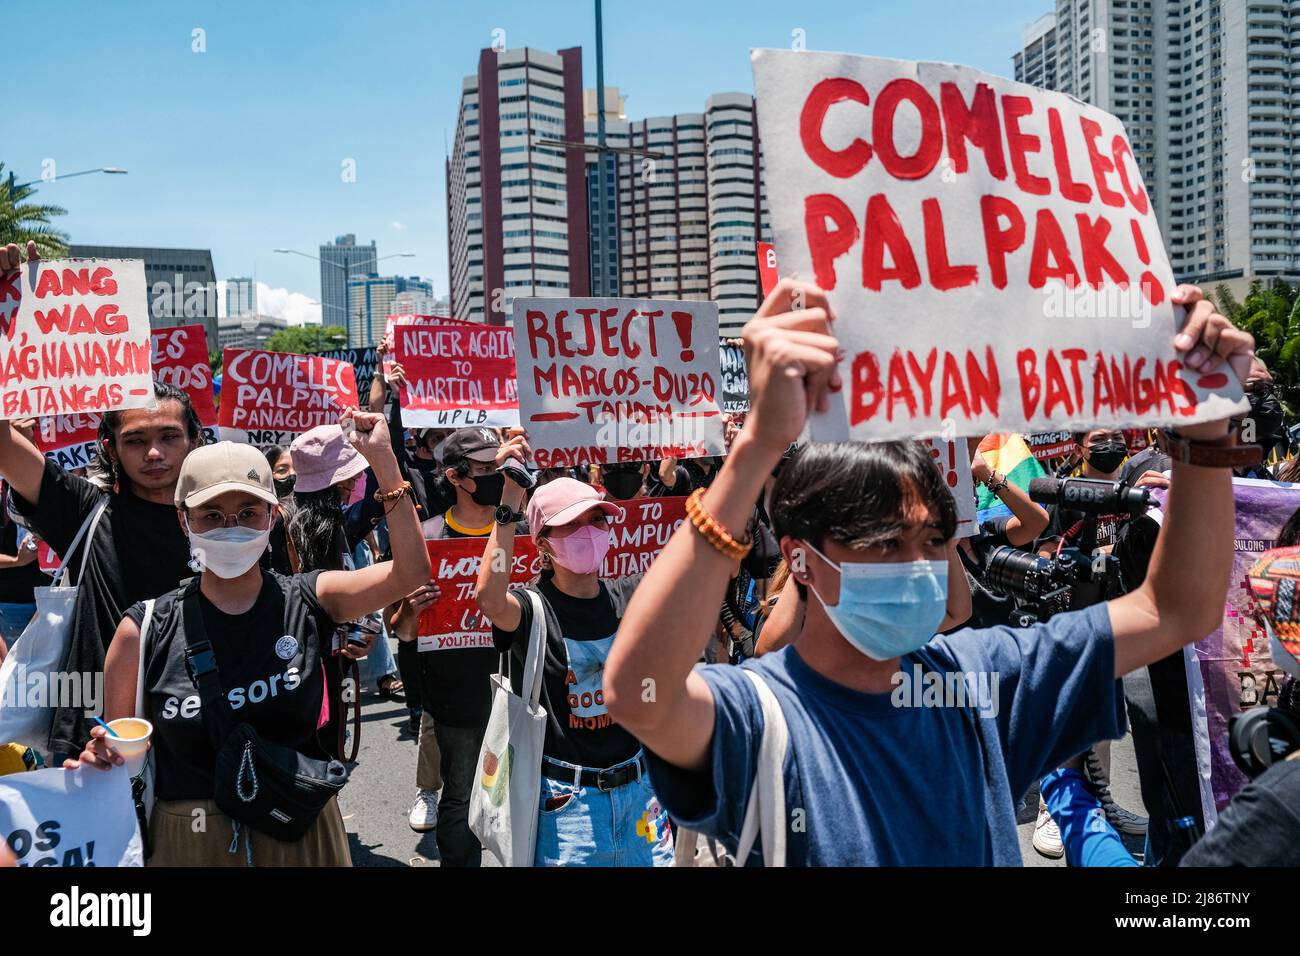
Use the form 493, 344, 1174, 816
0, 162, 70, 258
1231, 279, 1300, 416
263, 324, 347, 355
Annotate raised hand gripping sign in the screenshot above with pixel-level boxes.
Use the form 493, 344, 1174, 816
512, 297, 726, 469
0, 259, 154, 419
392, 322, 520, 429
751, 50, 1246, 441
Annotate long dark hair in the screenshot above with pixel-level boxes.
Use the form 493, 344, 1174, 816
89, 381, 205, 492
286, 485, 347, 572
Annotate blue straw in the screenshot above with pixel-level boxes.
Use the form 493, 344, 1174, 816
92, 715, 120, 738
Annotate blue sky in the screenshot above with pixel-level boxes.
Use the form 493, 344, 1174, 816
8, 0, 1050, 322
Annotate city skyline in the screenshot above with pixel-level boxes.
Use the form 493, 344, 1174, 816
8, 0, 1051, 318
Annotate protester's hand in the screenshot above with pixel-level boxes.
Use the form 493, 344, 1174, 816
388, 363, 407, 392
0, 838, 14, 867
1132, 470, 1170, 491
496, 428, 531, 470
724, 415, 742, 453
378, 330, 394, 354
1171, 286, 1255, 441
10, 419, 36, 445
341, 628, 377, 660
341, 408, 397, 474
62, 725, 123, 772
970, 451, 991, 484
657, 456, 678, 487
1, 241, 38, 277
741, 279, 841, 455
10, 542, 36, 567
391, 582, 440, 640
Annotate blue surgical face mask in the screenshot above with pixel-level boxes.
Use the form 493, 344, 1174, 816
804, 543, 948, 661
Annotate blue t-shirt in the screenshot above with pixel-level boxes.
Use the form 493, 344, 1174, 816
646, 602, 1125, 866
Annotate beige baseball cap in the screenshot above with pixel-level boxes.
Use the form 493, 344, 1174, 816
174, 441, 279, 509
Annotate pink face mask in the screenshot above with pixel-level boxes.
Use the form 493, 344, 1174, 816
344, 476, 366, 506
545, 524, 611, 575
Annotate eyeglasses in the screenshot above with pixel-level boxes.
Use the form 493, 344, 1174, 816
188, 506, 273, 534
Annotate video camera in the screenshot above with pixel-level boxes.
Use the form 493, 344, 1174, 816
983, 476, 1153, 624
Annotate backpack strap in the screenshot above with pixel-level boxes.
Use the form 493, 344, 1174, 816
734, 669, 789, 867
177, 577, 237, 753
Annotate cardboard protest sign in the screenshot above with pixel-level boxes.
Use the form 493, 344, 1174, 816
35, 324, 218, 469
219, 348, 358, 449
0, 259, 154, 420
0, 765, 143, 867
382, 313, 474, 380
392, 323, 520, 429
418, 537, 542, 652
602, 496, 687, 576
757, 241, 779, 297
320, 347, 379, 405
1027, 430, 1075, 462
921, 439, 975, 537
751, 50, 1246, 441
512, 297, 726, 468
719, 340, 749, 414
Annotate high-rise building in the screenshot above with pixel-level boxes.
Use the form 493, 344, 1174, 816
69, 243, 219, 345
217, 313, 288, 350
705, 93, 770, 332
1013, 0, 1299, 286
390, 288, 439, 317
319, 234, 377, 331
347, 275, 435, 346
448, 47, 593, 325
225, 276, 257, 318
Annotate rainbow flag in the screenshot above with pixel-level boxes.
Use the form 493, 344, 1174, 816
975, 433, 1048, 522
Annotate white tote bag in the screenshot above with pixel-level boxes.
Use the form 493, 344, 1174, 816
732, 669, 791, 867
469, 589, 547, 867
0, 499, 108, 759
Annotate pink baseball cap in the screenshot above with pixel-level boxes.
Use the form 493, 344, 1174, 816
289, 424, 368, 493
526, 477, 623, 531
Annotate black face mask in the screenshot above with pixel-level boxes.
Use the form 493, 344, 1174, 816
467, 471, 504, 507
1247, 392, 1286, 449
603, 472, 643, 501
1086, 439, 1127, 475
274, 475, 296, 498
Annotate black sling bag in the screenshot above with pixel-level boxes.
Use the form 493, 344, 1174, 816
177, 578, 350, 842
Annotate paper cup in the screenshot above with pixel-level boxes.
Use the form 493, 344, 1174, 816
106, 718, 153, 778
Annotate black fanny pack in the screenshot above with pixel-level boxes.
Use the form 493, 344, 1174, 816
179, 578, 350, 843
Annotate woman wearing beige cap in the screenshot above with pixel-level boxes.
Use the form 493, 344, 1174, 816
65, 410, 431, 867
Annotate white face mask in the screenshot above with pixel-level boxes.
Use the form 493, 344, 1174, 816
185, 524, 270, 579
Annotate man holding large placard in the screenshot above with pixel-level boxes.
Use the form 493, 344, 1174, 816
0, 242, 206, 760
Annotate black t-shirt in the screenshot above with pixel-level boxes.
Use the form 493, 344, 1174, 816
0, 517, 50, 604
1040, 502, 1123, 551
127, 570, 336, 801
492, 574, 642, 769
419, 511, 499, 727
12, 459, 193, 754
1180, 758, 1300, 866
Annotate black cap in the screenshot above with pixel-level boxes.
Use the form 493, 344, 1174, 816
441, 426, 501, 466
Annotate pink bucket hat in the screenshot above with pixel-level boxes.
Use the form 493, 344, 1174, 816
289, 424, 368, 493
526, 477, 623, 532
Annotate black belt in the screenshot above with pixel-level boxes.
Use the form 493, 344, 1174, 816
541, 754, 646, 792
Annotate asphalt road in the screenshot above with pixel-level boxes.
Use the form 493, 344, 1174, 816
339, 640, 1146, 868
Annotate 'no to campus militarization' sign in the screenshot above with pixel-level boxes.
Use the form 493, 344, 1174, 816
751, 50, 1248, 441
0, 259, 155, 420
512, 297, 727, 469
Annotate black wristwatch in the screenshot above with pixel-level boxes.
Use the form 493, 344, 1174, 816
495, 505, 524, 525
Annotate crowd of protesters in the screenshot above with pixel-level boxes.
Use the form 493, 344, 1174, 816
2, 235, 1300, 869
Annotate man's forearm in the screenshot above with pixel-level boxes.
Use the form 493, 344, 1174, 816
608, 433, 779, 728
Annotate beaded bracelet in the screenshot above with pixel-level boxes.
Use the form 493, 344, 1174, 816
374, 481, 412, 503
685, 488, 753, 560
982, 471, 1009, 495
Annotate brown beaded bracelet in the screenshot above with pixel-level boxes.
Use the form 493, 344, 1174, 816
685, 488, 753, 561
373, 481, 412, 503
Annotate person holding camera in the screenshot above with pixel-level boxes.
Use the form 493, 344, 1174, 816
604, 278, 1256, 866
65, 413, 431, 866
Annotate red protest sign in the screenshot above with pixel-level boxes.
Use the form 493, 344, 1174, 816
35, 324, 217, 467
511, 297, 726, 469
218, 348, 358, 433
757, 242, 779, 297
0, 259, 154, 419
418, 537, 542, 651
751, 51, 1246, 441
392, 323, 519, 428
382, 313, 474, 380
601, 496, 687, 577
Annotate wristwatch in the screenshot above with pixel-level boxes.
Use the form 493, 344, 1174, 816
1156, 427, 1263, 469
495, 505, 525, 525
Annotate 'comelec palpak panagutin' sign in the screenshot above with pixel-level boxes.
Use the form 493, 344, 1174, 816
0, 259, 154, 420
751, 50, 1246, 441
219, 348, 359, 448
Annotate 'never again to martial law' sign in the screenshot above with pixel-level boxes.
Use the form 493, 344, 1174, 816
751, 50, 1246, 441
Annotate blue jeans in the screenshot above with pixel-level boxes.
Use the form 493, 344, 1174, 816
0, 602, 36, 647
534, 754, 675, 867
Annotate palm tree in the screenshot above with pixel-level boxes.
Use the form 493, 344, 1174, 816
0, 162, 70, 258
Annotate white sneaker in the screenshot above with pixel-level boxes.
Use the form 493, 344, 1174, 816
408, 789, 440, 832
1033, 802, 1063, 859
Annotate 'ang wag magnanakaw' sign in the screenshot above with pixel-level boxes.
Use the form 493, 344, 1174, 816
751, 50, 1246, 442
